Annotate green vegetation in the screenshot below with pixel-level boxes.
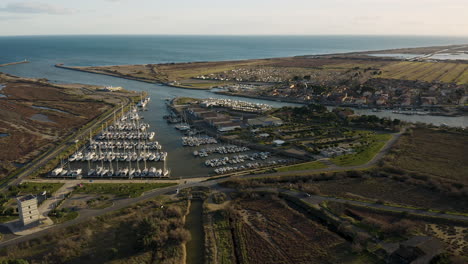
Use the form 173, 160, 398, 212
331, 133, 392, 166
0, 182, 64, 223
207, 210, 236, 264
276, 161, 328, 172
73, 183, 176, 198
0, 215, 17, 223
49, 208, 79, 224
12, 182, 63, 196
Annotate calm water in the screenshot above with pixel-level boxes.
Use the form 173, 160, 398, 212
0, 35, 467, 177
32, 105, 70, 114
185, 199, 205, 264
30, 114, 55, 123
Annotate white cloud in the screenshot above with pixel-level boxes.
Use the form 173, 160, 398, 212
0, 2, 76, 15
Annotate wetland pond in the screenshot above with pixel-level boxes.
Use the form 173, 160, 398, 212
30, 114, 55, 123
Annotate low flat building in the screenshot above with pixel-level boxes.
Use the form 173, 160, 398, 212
247, 116, 283, 127
217, 122, 242, 132
16, 195, 40, 226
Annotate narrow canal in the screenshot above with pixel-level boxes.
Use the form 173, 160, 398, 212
185, 199, 205, 264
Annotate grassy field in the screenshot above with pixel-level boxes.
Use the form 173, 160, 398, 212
331, 133, 392, 166
14, 182, 64, 196
73, 183, 176, 198
388, 128, 468, 184
379, 61, 468, 84
276, 161, 328, 172
49, 209, 79, 224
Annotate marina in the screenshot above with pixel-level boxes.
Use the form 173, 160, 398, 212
50, 98, 171, 179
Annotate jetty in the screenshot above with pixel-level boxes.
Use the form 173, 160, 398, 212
0, 60, 29, 67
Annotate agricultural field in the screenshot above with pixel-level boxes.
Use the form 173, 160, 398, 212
0, 73, 134, 180
386, 128, 468, 184
379, 61, 468, 84
0, 197, 190, 264
204, 209, 237, 264
229, 197, 360, 264
73, 182, 176, 198
310, 177, 468, 213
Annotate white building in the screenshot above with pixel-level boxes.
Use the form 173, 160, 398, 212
17, 195, 40, 226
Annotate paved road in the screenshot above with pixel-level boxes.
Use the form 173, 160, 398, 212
0, 97, 132, 191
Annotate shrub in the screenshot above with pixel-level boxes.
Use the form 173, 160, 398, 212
168, 228, 191, 244
165, 207, 183, 218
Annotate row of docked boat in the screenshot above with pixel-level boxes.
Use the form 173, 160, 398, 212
53, 96, 171, 179
137, 96, 150, 108
175, 123, 190, 131
213, 159, 287, 174
86, 166, 169, 178
201, 98, 272, 113
392, 110, 429, 115
193, 145, 250, 157
89, 141, 161, 150
107, 122, 149, 132
204, 152, 271, 167
97, 131, 155, 140
51, 168, 82, 177
69, 150, 167, 162
182, 136, 217, 146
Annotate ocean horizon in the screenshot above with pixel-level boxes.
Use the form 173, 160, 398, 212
1, 35, 468, 67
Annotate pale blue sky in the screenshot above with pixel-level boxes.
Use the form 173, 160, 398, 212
0, 0, 467, 36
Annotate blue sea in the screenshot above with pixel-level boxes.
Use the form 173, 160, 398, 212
2, 35, 468, 66
1, 35, 468, 85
